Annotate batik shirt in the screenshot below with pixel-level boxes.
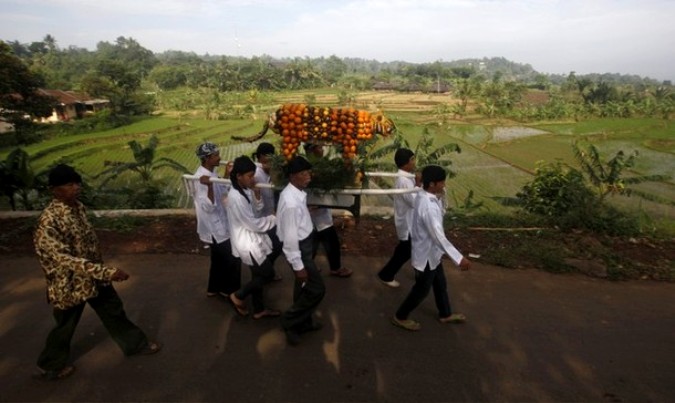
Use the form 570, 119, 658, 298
34, 199, 117, 310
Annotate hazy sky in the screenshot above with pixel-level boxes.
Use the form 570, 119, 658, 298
2, 0, 674, 81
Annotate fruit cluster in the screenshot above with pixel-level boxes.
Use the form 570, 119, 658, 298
273, 103, 378, 160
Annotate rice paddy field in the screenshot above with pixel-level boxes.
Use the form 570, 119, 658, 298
1, 91, 673, 222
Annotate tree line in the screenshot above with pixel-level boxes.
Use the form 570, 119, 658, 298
1, 34, 673, 147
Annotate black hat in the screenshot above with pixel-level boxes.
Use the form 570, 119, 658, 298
48, 164, 82, 187
394, 148, 414, 168
286, 156, 312, 176
254, 142, 275, 158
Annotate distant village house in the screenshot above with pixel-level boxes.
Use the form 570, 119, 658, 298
37, 89, 110, 123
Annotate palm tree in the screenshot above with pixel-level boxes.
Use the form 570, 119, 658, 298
98, 135, 189, 186
96, 135, 190, 208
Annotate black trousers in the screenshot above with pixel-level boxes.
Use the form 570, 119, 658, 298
378, 239, 411, 282
37, 285, 148, 371
266, 227, 283, 276
235, 256, 275, 314
395, 263, 452, 320
281, 234, 326, 332
208, 238, 241, 295
312, 226, 341, 271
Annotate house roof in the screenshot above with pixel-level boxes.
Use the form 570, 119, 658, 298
37, 89, 94, 105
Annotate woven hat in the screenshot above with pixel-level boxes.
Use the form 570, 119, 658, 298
196, 142, 220, 160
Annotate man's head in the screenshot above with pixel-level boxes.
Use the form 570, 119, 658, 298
286, 156, 312, 189
254, 142, 275, 159
394, 148, 415, 172
196, 142, 221, 167
48, 164, 82, 206
304, 142, 323, 158
421, 164, 447, 193
253, 142, 275, 173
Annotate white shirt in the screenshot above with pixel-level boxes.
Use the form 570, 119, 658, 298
193, 166, 230, 244
276, 183, 314, 271
393, 169, 417, 241
226, 187, 276, 266
254, 163, 275, 217
310, 207, 333, 232
411, 190, 464, 271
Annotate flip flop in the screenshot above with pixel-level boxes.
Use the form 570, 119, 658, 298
135, 341, 163, 355
33, 365, 76, 381
439, 313, 466, 323
229, 294, 249, 316
253, 309, 282, 320
330, 267, 353, 278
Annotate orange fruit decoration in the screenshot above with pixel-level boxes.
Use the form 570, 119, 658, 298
270, 103, 393, 161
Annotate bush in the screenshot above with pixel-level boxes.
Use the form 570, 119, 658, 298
516, 160, 641, 235
517, 161, 595, 217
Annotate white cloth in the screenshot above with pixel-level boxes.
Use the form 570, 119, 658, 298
254, 163, 275, 217
310, 207, 333, 232
193, 166, 230, 244
276, 183, 314, 271
411, 191, 464, 271
393, 169, 417, 241
226, 187, 276, 266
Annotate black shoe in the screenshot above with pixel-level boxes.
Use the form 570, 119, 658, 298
285, 330, 301, 346
299, 322, 323, 334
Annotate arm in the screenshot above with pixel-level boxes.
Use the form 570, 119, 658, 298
420, 205, 466, 268
195, 177, 217, 213
278, 205, 304, 272
228, 191, 275, 233
395, 176, 416, 209
34, 220, 119, 281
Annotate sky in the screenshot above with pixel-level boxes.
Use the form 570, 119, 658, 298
1, 0, 674, 81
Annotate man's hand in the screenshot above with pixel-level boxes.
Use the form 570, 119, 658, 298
458, 257, 471, 271
294, 268, 308, 286
199, 175, 212, 186
111, 269, 130, 282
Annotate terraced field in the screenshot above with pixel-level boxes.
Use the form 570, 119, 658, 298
1, 93, 673, 220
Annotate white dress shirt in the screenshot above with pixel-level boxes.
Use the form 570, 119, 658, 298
411, 190, 464, 271
254, 163, 276, 217
226, 187, 276, 266
393, 169, 417, 241
193, 166, 230, 244
276, 183, 314, 271
310, 207, 333, 232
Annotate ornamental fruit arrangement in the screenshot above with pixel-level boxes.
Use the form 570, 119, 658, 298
238, 103, 396, 161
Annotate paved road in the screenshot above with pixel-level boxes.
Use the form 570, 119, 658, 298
1, 253, 674, 402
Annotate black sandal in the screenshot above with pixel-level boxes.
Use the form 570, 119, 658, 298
135, 341, 163, 355
33, 365, 76, 381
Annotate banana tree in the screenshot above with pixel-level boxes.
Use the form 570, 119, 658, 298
0, 148, 39, 210
98, 135, 188, 185
572, 140, 670, 202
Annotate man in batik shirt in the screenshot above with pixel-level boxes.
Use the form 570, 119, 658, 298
33, 164, 161, 381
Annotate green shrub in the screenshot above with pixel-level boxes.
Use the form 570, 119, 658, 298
517, 161, 595, 217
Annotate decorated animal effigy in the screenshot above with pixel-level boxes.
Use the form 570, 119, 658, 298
236, 103, 396, 160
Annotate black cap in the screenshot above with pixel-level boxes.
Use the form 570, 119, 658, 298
286, 156, 312, 176
48, 164, 82, 187
254, 142, 275, 158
